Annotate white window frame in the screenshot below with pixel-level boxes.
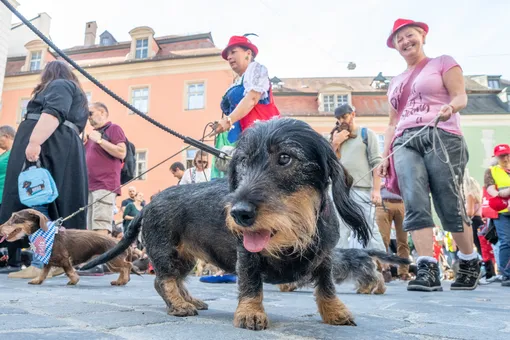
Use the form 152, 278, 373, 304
17, 98, 30, 123
186, 83, 205, 110
129, 86, 150, 115
135, 150, 148, 180
135, 38, 149, 59
29, 51, 42, 71
488, 79, 500, 89
323, 94, 336, 112
320, 93, 351, 112
336, 94, 349, 106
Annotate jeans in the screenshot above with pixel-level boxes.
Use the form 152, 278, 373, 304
393, 127, 469, 232
493, 214, 510, 278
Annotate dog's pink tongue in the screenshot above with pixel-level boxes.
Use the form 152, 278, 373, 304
0, 235, 5, 243
243, 230, 271, 253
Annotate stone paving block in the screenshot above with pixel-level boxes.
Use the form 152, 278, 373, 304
76, 310, 178, 330
0, 313, 68, 331
276, 321, 411, 340
35, 301, 134, 317
0, 329, 124, 340
2, 274, 510, 339
112, 322, 281, 340
0, 307, 29, 315
400, 323, 510, 340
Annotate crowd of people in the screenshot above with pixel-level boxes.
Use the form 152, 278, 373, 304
1, 20, 509, 292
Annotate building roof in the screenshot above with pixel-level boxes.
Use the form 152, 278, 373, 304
274, 92, 509, 117
273, 76, 492, 94
5, 32, 221, 77
462, 94, 509, 114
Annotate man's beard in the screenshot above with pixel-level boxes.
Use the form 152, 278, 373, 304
339, 122, 350, 132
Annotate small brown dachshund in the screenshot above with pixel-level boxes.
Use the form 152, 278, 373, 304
0, 209, 135, 286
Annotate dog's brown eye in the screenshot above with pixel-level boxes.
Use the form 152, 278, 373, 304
278, 154, 291, 166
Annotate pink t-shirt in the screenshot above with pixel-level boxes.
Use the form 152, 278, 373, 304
387, 55, 463, 138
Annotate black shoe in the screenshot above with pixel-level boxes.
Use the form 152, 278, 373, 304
450, 258, 481, 290
76, 265, 104, 276
502, 276, 510, 287
484, 261, 495, 279
0, 265, 22, 274
407, 261, 443, 292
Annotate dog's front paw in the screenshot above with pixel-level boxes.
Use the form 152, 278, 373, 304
233, 310, 269, 331
168, 302, 198, 317
111, 280, 128, 286
278, 283, 298, 292
67, 278, 79, 285
190, 298, 209, 310
323, 310, 356, 326
317, 296, 356, 326
356, 286, 373, 294
28, 278, 43, 285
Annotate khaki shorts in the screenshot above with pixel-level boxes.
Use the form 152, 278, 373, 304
87, 189, 116, 232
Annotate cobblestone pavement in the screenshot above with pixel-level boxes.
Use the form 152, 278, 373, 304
0, 273, 509, 339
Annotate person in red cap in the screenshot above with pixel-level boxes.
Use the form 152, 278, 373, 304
378, 18, 480, 292
214, 34, 280, 141
483, 143, 510, 286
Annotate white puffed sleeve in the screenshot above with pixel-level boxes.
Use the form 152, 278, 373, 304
243, 61, 270, 100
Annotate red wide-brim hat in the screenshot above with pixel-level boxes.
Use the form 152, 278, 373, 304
387, 18, 429, 49
222, 35, 259, 60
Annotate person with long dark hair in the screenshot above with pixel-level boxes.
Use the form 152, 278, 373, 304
0, 60, 89, 279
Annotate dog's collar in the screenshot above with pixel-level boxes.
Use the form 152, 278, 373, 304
46, 221, 65, 234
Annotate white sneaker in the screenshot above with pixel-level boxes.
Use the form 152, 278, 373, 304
486, 275, 502, 283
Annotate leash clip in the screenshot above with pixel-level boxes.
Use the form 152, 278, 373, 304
54, 218, 64, 228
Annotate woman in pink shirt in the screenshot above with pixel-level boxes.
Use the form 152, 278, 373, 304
378, 19, 480, 292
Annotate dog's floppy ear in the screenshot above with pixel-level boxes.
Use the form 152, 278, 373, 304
325, 148, 371, 247
25, 209, 49, 231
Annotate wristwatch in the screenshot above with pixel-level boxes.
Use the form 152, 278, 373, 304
97, 138, 103, 145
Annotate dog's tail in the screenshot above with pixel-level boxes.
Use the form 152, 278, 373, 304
80, 212, 143, 271
365, 249, 411, 265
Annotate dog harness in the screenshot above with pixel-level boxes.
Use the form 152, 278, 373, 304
28, 221, 59, 265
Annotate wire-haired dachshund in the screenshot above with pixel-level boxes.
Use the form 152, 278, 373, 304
81, 118, 372, 330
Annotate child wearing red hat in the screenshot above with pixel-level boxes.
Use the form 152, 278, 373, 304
484, 143, 510, 287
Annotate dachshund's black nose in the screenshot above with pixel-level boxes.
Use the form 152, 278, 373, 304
230, 202, 257, 227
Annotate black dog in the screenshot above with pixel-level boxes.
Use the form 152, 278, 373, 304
82, 118, 371, 331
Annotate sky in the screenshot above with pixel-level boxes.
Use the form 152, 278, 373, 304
7, 0, 510, 79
